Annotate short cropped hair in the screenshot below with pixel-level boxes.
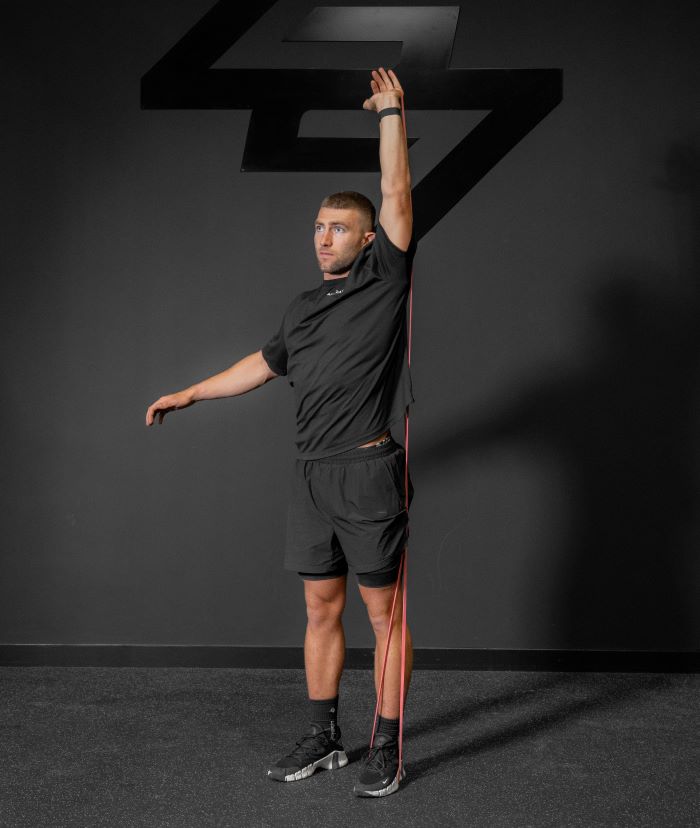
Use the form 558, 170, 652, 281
320, 191, 376, 233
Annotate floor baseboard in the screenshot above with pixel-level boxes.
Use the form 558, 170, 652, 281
0, 645, 698, 671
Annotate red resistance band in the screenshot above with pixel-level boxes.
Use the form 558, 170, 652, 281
368, 94, 413, 778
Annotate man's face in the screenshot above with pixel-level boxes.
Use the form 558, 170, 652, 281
313, 207, 375, 276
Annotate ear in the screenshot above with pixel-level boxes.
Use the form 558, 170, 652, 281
362, 231, 376, 247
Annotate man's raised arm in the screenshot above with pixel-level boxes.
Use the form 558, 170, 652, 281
363, 67, 412, 251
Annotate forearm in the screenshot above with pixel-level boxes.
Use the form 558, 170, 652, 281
187, 351, 271, 402
378, 100, 411, 195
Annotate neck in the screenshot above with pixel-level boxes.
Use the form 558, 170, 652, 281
324, 271, 350, 281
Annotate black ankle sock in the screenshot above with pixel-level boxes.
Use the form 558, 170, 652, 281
376, 715, 400, 742
309, 696, 339, 736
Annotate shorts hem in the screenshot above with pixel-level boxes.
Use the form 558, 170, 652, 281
284, 560, 342, 574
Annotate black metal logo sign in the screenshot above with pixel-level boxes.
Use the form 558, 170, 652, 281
141, 2, 562, 241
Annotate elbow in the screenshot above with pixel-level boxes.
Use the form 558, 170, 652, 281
380, 179, 412, 200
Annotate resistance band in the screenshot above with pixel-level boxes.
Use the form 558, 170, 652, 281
368, 92, 413, 780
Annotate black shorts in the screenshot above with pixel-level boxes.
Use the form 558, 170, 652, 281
284, 434, 415, 587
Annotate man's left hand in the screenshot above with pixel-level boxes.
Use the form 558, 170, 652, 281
362, 67, 404, 113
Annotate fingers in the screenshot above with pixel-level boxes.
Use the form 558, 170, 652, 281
146, 405, 160, 426
377, 67, 392, 88
387, 68, 403, 91
146, 399, 172, 426
146, 401, 160, 426
371, 68, 386, 90
371, 67, 402, 92
365, 65, 403, 110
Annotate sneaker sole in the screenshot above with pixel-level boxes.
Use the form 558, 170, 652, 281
353, 765, 406, 797
267, 750, 349, 782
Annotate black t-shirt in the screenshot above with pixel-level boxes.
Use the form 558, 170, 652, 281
261, 221, 418, 459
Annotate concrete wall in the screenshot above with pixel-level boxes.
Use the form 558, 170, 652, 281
2, 0, 698, 648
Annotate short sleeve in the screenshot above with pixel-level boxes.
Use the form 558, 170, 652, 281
367, 221, 418, 282
261, 318, 288, 376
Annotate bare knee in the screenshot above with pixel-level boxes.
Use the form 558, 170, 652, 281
367, 605, 397, 638
306, 594, 344, 629
304, 580, 345, 630
364, 590, 403, 638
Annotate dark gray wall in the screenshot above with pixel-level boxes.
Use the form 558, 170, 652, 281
2, 0, 698, 648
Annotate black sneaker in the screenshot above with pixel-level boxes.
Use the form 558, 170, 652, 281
353, 733, 405, 797
267, 723, 348, 782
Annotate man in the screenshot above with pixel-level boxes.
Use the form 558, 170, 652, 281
145, 67, 416, 797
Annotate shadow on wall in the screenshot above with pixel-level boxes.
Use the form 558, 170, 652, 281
417, 138, 700, 649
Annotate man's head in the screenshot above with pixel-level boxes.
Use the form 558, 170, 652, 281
314, 191, 376, 276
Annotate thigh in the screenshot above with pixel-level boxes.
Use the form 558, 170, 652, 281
284, 459, 347, 574
328, 447, 412, 575
358, 574, 404, 613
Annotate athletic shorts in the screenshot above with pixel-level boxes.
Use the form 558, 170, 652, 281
284, 434, 415, 587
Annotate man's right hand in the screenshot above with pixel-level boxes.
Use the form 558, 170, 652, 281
145, 389, 195, 426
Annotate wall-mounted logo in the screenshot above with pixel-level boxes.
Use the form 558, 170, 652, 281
141, 2, 562, 241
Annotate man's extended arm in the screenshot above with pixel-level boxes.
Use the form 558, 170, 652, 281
363, 67, 412, 251
145, 350, 278, 426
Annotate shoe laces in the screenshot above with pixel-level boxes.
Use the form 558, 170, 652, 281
363, 740, 397, 773
286, 729, 330, 762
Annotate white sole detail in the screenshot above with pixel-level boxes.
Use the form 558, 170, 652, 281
280, 750, 348, 782
354, 765, 406, 797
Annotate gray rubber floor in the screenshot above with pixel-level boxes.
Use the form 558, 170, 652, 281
0, 667, 698, 827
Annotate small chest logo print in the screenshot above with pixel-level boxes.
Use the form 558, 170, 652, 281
326, 288, 344, 296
